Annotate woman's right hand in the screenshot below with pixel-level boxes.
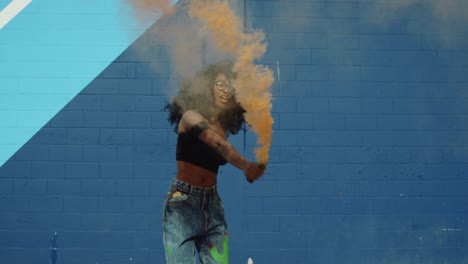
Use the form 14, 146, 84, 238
244, 163, 266, 183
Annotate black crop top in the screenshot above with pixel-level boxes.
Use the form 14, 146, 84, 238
176, 132, 227, 173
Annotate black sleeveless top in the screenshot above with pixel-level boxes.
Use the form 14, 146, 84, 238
176, 133, 227, 173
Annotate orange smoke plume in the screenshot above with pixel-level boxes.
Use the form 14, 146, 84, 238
189, 0, 274, 164
125, 0, 176, 21
126, 0, 274, 164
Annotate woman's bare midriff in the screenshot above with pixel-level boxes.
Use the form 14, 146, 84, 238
175, 161, 217, 187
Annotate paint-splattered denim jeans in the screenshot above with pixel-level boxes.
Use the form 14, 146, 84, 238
162, 179, 229, 264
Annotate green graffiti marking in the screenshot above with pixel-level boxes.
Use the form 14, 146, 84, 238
209, 232, 229, 264
166, 245, 172, 257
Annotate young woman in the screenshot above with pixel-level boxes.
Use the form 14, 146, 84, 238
163, 60, 265, 264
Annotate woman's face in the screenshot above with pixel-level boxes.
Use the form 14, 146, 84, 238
213, 73, 234, 109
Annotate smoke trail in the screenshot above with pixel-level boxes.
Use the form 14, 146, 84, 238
374, 0, 468, 21
125, 0, 274, 164
189, 0, 274, 164
372, 0, 468, 47
125, 0, 176, 21
125, 0, 207, 79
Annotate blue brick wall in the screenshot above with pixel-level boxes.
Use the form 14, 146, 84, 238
1, 0, 468, 263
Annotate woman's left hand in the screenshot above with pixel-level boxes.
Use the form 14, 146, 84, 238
245, 163, 266, 183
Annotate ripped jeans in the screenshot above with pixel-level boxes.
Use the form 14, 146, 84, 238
162, 179, 229, 264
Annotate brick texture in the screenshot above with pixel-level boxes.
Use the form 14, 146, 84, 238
1, 0, 468, 263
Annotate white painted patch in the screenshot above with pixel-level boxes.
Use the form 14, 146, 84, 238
441, 228, 463, 232
0, 0, 32, 30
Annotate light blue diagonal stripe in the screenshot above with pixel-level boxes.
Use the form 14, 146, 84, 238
0, 0, 178, 167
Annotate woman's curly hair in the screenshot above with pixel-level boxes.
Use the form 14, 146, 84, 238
164, 60, 246, 136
